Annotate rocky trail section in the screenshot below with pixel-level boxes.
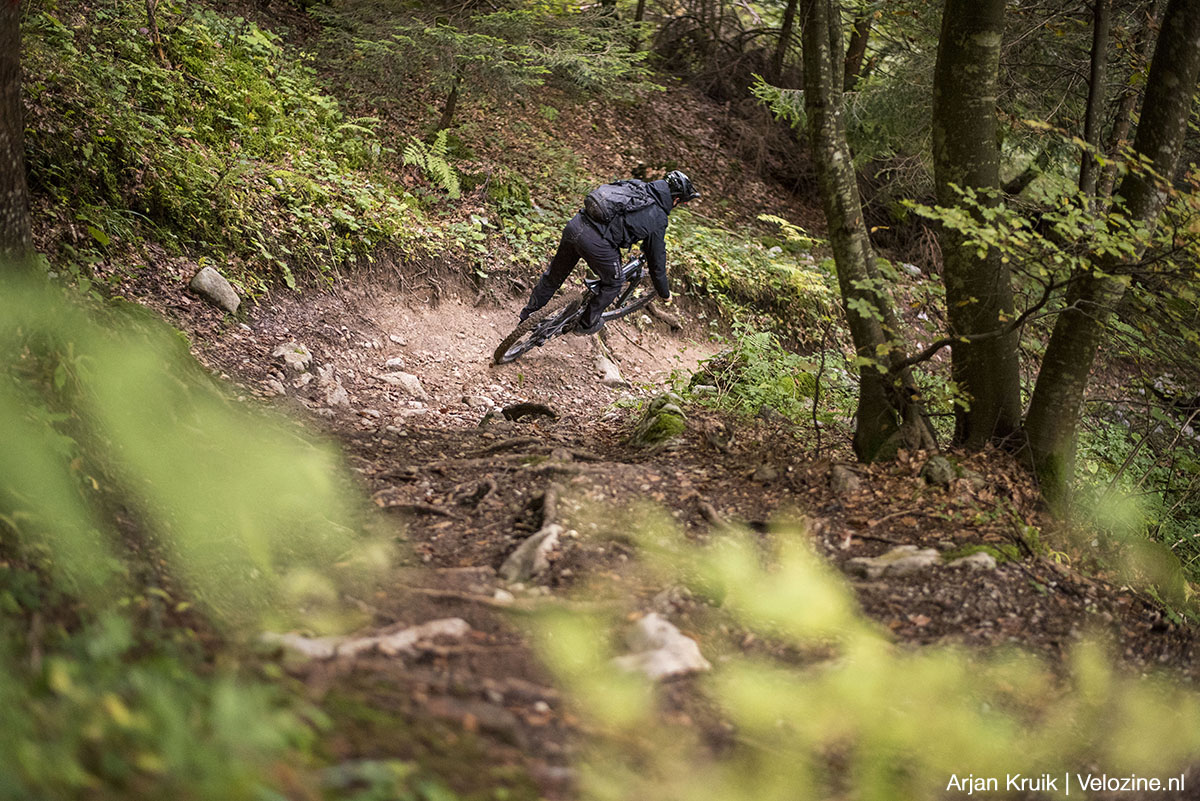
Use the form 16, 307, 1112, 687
159, 280, 1200, 799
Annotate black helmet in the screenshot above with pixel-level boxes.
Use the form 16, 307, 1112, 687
666, 170, 700, 203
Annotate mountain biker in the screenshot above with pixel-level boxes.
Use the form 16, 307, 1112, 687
518, 170, 700, 335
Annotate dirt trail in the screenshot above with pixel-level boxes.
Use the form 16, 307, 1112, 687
155, 277, 1200, 799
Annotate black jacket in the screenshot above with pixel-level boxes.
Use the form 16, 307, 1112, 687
584, 179, 673, 299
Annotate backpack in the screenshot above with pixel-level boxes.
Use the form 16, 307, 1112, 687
583, 180, 657, 224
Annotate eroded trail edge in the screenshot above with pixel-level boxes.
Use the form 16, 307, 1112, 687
180, 282, 1200, 799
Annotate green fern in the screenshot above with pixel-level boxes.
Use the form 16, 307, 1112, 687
402, 131, 460, 198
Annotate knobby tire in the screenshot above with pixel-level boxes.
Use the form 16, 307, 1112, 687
603, 288, 657, 322
492, 290, 588, 365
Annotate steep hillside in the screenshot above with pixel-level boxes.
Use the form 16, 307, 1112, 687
10, 0, 1200, 799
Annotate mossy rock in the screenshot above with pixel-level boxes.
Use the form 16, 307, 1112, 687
629, 393, 687, 448
941, 543, 1019, 564
920, 455, 958, 487
920, 455, 988, 490
793, 371, 817, 398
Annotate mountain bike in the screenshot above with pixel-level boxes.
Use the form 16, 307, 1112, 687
493, 254, 658, 365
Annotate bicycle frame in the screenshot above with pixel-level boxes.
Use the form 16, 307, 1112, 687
492, 252, 654, 364
584, 254, 647, 320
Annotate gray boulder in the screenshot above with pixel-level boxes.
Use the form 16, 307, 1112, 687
948, 551, 998, 570
272, 341, 313, 373
188, 266, 240, 314
920, 455, 958, 488
499, 524, 562, 583
830, 464, 862, 495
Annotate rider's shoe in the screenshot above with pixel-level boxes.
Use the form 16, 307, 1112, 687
573, 317, 605, 336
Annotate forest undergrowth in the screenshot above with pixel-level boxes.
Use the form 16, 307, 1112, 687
7, 0, 1200, 798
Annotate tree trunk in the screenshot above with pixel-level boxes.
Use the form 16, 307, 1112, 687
772, 0, 799, 84
1025, 0, 1200, 503
931, 0, 1022, 450
1078, 0, 1111, 198
842, 9, 872, 91
436, 74, 461, 131
145, 0, 169, 68
801, 0, 934, 462
634, 0, 646, 23
1098, 0, 1166, 201
1, 0, 31, 261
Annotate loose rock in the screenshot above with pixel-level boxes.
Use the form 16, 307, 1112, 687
316, 364, 352, 408
830, 464, 862, 495
324, 383, 351, 408
499, 524, 563, 583
188, 266, 240, 314
378, 371, 429, 399
752, 464, 779, 482
847, 545, 942, 579
463, 395, 495, 410
594, 353, 627, 388
272, 341, 313, 373
612, 613, 711, 680
261, 618, 471, 661
261, 632, 342, 660
948, 551, 999, 570
920, 455, 958, 488
651, 585, 693, 615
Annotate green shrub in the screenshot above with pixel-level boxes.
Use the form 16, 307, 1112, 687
23, 0, 423, 285
315, 5, 655, 130
0, 274, 391, 630
0, 611, 314, 801
688, 323, 818, 421
668, 211, 835, 341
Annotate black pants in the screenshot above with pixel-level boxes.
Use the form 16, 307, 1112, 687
522, 214, 621, 327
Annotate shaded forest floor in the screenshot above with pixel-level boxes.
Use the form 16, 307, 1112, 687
127, 265, 1200, 800
37, 2, 1200, 786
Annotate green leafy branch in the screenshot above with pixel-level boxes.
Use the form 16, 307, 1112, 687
402, 130, 460, 199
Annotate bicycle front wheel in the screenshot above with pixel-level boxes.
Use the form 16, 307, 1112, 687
492, 290, 588, 365
602, 288, 657, 322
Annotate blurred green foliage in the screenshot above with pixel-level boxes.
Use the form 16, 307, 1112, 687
0, 274, 391, 628
0, 271, 406, 797
23, 0, 424, 286
538, 518, 1200, 801
0, 613, 316, 801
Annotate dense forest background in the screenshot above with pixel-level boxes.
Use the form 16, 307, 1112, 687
4, 0, 1200, 798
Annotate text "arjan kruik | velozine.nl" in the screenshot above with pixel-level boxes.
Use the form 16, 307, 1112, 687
947, 772, 1186, 795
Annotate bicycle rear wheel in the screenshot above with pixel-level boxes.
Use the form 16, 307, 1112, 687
492, 290, 588, 365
